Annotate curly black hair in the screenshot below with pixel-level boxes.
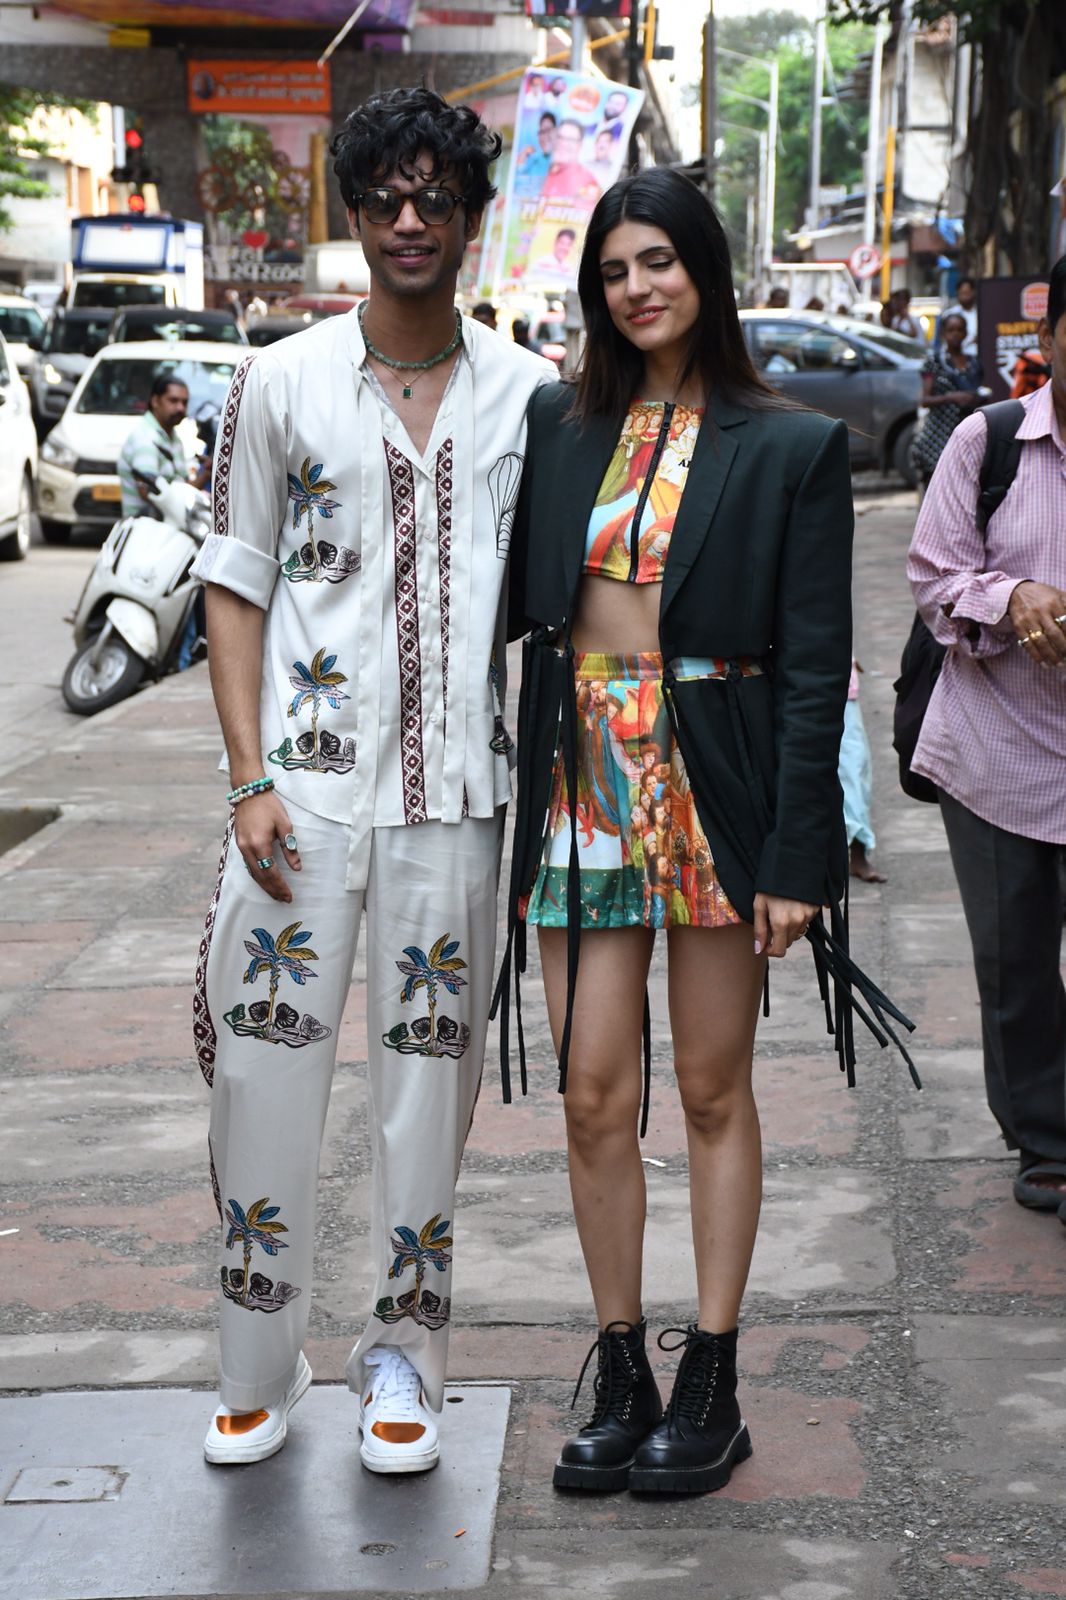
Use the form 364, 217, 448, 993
331, 86, 502, 216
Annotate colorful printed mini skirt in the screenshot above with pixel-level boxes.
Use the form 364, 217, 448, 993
522, 651, 762, 931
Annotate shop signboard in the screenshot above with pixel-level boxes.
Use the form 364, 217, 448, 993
187, 60, 331, 117
978, 275, 1050, 402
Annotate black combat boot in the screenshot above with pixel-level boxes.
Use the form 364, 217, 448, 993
628, 1325, 752, 1494
552, 1319, 664, 1491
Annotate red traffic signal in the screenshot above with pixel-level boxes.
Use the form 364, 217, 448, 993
126, 128, 143, 150
128, 192, 147, 213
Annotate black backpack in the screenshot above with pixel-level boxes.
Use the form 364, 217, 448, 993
892, 399, 1025, 803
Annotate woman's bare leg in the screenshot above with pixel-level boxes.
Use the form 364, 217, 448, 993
538, 925, 655, 1328
666, 924, 766, 1333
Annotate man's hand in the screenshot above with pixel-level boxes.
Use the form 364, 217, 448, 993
1008, 580, 1066, 667
753, 892, 819, 958
234, 791, 302, 903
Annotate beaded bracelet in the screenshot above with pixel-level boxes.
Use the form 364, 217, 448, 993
227, 776, 274, 807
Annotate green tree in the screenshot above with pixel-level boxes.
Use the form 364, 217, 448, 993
828, 0, 1066, 274
715, 15, 873, 280
0, 89, 96, 233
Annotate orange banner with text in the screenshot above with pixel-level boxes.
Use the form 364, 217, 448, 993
187, 60, 331, 116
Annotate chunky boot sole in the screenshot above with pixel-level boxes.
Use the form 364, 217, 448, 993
552, 1454, 635, 1492
628, 1422, 752, 1495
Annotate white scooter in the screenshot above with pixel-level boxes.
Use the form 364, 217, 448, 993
62, 477, 210, 716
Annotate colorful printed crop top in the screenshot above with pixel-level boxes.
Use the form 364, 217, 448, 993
583, 400, 704, 583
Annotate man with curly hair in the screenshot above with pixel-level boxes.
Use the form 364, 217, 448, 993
191, 86, 554, 1473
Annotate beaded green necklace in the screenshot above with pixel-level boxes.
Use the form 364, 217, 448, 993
359, 303, 464, 399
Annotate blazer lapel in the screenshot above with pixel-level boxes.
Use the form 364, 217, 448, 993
660, 401, 747, 620
556, 411, 619, 621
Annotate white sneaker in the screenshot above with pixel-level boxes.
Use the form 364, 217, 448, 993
359, 1346, 440, 1474
204, 1352, 312, 1465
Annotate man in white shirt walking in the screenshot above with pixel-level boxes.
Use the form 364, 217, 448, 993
191, 86, 553, 1474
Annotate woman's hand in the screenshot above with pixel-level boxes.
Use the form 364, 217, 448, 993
753, 892, 818, 958
1008, 580, 1066, 667
234, 791, 302, 903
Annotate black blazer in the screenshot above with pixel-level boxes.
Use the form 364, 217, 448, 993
507, 382, 854, 923
493, 383, 917, 1109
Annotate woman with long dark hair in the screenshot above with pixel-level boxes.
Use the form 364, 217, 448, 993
496, 168, 912, 1496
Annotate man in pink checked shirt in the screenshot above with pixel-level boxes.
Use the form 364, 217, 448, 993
908, 254, 1066, 1222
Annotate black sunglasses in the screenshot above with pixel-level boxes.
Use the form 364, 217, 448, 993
356, 186, 468, 226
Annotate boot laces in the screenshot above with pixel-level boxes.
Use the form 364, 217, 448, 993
570, 1320, 641, 1423
658, 1326, 719, 1428
363, 1346, 422, 1418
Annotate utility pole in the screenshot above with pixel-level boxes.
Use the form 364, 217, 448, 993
570, 13, 586, 72
718, 46, 778, 290
809, 7, 825, 230
764, 58, 778, 290
861, 18, 886, 302
626, 0, 642, 169
702, 4, 717, 200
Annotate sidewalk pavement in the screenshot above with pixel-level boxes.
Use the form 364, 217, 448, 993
2, 488, 1065, 1600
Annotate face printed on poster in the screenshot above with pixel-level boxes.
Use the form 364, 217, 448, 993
497, 69, 644, 296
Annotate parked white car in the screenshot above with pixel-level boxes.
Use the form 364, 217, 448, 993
0, 330, 38, 561
0, 292, 47, 383
36, 340, 238, 545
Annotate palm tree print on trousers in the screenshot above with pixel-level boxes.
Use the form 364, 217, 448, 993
382, 933, 471, 1058
269, 649, 355, 775
222, 1196, 301, 1314
223, 920, 332, 1047
375, 1214, 453, 1330
286, 457, 341, 581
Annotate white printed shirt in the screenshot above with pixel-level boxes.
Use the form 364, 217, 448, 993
192, 309, 554, 888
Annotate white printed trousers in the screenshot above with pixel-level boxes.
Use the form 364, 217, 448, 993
194, 800, 502, 1414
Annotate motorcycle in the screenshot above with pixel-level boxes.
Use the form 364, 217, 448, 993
62, 476, 210, 716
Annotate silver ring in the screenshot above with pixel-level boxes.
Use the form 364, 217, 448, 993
255, 856, 274, 870
1055, 614, 1066, 626
283, 833, 298, 851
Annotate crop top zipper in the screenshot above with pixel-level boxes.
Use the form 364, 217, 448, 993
627, 402, 675, 583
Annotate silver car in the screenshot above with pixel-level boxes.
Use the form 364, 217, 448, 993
739, 311, 926, 486
28, 307, 112, 434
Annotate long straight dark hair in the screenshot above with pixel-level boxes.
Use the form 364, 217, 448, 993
572, 167, 785, 424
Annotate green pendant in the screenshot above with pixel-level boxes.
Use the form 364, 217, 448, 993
403, 383, 412, 399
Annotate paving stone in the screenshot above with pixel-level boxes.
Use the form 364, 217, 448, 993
0, 1384, 507, 1596
889, 905, 972, 967
0, 1331, 217, 1391
933, 1169, 1066, 1297
489, 1531, 898, 1598
5, 984, 194, 1071
898, 1049, 1008, 1160
914, 1315, 1066, 1508
0, 1072, 363, 1183
46, 921, 206, 989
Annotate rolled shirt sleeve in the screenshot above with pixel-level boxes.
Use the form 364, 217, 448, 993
191, 353, 287, 610
907, 412, 1024, 659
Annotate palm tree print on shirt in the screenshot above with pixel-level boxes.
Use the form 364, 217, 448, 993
221, 1196, 301, 1315
223, 920, 332, 1048
268, 648, 355, 775
284, 458, 342, 581
382, 933, 471, 1058
375, 1213, 452, 1330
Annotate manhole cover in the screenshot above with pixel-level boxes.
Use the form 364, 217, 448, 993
5, 1467, 126, 1504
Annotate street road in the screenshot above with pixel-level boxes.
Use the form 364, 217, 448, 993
0, 523, 96, 774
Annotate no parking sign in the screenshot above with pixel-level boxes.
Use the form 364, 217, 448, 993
848, 244, 882, 281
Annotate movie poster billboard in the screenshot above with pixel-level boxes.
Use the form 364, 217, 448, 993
496, 69, 643, 296
458, 86, 522, 301
978, 276, 1051, 402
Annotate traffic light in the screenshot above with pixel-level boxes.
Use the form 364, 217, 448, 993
112, 119, 152, 187
643, 2, 674, 64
